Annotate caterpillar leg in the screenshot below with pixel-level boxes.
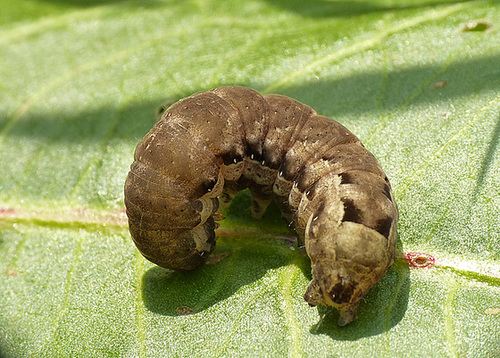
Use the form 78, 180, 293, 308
249, 192, 272, 219
219, 187, 239, 208
212, 208, 225, 222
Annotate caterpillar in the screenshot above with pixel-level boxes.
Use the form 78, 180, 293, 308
124, 86, 398, 326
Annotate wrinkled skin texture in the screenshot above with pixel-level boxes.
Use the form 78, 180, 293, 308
124, 86, 398, 325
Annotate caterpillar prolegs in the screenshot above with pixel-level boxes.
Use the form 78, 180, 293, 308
124, 86, 398, 326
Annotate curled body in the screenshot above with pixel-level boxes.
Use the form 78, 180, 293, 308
124, 86, 398, 325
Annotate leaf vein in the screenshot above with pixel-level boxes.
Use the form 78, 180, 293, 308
281, 264, 302, 358
261, 3, 469, 94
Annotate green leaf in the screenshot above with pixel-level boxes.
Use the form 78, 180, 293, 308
1, 0, 499, 357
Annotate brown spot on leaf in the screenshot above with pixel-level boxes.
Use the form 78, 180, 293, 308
433, 80, 448, 89
0, 208, 15, 216
5, 269, 19, 276
463, 20, 491, 32
485, 308, 500, 315
205, 251, 231, 265
405, 252, 435, 268
176, 306, 195, 315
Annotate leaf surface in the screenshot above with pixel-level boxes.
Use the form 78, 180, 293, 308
1, 0, 499, 357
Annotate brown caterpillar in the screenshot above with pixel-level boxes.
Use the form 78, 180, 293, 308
124, 86, 398, 325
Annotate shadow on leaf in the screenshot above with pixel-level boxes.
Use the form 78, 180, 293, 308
472, 115, 500, 201
3, 53, 499, 145
261, 0, 485, 18
141, 235, 296, 316
38, 0, 162, 8
141, 194, 298, 315
270, 53, 500, 118
141, 240, 409, 338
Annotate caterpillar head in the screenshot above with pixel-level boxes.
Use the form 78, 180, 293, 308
304, 212, 396, 325
303, 258, 373, 326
